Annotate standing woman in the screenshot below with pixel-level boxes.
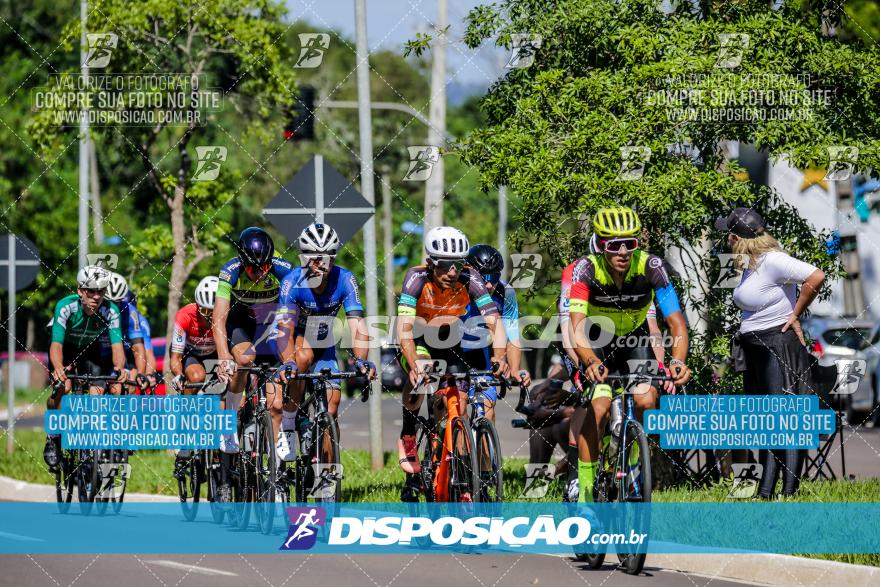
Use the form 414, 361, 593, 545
715, 208, 826, 498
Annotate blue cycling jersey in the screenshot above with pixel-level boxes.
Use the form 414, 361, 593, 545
462, 280, 520, 348
277, 265, 365, 328
101, 301, 147, 360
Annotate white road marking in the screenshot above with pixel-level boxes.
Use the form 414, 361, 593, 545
0, 531, 44, 542
145, 560, 238, 576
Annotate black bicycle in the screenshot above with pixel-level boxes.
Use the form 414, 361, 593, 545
275, 368, 363, 509
450, 366, 525, 502
176, 371, 227, 523
575, 371, 677, 576
51, 374, 141, 516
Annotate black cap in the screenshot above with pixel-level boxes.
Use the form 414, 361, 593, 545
714, 208, 766, 238
467, 244, 504, 274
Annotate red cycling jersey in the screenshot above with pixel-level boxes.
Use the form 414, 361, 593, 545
171, 303, 216, 356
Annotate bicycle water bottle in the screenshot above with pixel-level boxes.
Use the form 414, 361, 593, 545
243, 421, 256, 452
609, 396, 624, 437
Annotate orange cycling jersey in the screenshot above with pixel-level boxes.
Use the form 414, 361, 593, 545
397, 265, 498, 325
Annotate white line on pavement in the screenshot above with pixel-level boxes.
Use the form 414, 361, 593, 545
144, 560, 238, 576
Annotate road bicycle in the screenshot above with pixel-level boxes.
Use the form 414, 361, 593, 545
574, 370, 677, 576
176, 371, 227, 523
408, 362, 522, 503
450, 367, 526, 502
50, 374, 144, 515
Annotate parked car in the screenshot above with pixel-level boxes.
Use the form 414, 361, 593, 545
855, 322, 880, 427
381, 346, 406, 393
802, 318, 875, 425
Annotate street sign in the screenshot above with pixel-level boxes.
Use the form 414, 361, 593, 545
263, 155, 375, 245
0, 233, 41, 455
0, 234, 40, 291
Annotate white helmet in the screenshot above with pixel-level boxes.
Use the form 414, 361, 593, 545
105, 272, 129, 302
77, 265, 111, 290
299, 222, 340, 254
195, 276, 219, 309
424, 226, 469, 260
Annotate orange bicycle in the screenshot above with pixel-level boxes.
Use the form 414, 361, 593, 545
409, 362, 477, 502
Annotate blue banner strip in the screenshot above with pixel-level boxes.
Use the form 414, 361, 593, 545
0, 503, 877, 554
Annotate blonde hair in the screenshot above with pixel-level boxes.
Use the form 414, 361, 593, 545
731, 232, 783, 270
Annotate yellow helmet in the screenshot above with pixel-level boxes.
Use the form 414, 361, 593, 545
592, 206, 641, 238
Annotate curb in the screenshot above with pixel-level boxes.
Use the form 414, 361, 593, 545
0, 474, 177, 503
650, 552, 878, 586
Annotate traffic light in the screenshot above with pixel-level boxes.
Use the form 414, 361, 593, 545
284, 85, 315, 141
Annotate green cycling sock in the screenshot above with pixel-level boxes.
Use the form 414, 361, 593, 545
577, 460, 598, 503
628, 442, 640, 467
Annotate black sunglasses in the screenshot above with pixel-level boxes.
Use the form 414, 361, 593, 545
431, 258, 465, 272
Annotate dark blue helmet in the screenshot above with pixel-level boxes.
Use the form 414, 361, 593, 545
237, 227, 274, 268
467, 244, 504, 275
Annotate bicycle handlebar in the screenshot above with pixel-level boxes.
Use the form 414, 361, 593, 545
577, 373, 677, 408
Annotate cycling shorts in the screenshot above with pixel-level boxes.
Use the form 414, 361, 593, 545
227, 303, 281, 360
183, 351, 219, 371
63, 343, 113, 376
589, 325, 654, 401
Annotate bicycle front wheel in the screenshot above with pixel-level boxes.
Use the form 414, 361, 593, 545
448, 417, 478, 503
616, 419, 651, 576
55, 450, 75, 514
254, 411, 277, 535
178, 455, 201, 522
472, 419, 503, 502
311, 412, 341, 503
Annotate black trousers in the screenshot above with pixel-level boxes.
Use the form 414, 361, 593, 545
739, 325, 816, 497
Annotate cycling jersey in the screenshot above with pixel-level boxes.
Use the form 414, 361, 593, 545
569, 250, 681, 335
559, 261, 577, 323
277, 265, 365, 327
171, 303, 217, 356
100, 301, 147, 363
217, 256, 294, 306
397, 266, 498, 324
461, 280, 519, 347
51, 294, 122, 352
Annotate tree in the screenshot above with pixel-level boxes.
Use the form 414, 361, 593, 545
460, 0, 879, 388
30, 0, 300, 368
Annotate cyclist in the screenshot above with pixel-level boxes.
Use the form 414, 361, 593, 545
104, 272, 157, 387
43, 266, 127, 469
213, 227, 293, 463
169, 276, 219, 472
461, 243, 531, 423
274, 222, 376, 462
567, 206, 691, 503
396, 226, 509, 502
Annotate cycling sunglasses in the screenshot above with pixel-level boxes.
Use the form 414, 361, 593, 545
198, 306, 213, 319
482, 273, 501, 284
431, 258, 465, 273
244, 262, 271, 274
600, 237, 639, 253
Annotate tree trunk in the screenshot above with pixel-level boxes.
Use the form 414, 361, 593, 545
164, 183, 189, 378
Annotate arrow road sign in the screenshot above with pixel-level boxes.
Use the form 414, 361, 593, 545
0, 234, 40, 291
263, 155, 375, 245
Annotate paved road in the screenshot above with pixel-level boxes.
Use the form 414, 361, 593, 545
0, 553, 754, 587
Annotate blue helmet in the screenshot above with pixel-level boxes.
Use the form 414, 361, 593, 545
237, 227, 274, 268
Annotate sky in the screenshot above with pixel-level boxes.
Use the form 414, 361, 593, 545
286, 0, 509, 101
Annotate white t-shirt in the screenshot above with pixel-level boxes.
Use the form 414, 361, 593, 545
733, 251, 818, 333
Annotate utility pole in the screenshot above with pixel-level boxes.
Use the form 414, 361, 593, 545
354, 0, 383, 470
423, 0, 447, 232
498, 186, 508, 280
78, 0, 90, 268
381, 171, 396, 316
90, 142, 104, 244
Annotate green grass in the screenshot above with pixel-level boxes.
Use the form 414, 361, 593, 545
2, 430, 877, 566
1, 387, 52, 410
